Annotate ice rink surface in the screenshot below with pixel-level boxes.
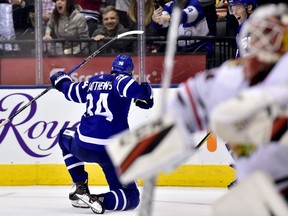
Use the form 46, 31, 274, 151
0, 186, 227, 216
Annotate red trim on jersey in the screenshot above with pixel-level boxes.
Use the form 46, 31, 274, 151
184, 80, 203, 130
271, 117, 288, 141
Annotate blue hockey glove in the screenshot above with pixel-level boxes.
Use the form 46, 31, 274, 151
50, 71, 72, 90
134, 98, 154, 109
141, 82, 152, 98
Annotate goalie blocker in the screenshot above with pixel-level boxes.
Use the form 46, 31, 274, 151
107, 112, 201, 183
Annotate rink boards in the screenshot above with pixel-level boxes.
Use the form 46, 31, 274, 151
0, 87, 235, 187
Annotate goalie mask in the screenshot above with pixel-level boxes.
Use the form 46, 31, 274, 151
111, 54, 134, 76
239, 3, 288, 63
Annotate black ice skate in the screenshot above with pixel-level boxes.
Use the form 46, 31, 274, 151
76, 193, 105, 214
69, 180, 91, 208
69, 180, 105, 214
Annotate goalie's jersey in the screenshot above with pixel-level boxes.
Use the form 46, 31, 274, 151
170, 53, 288, 133
59, 73, 151, 151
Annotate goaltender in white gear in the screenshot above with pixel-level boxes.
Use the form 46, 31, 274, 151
210, 78, 288, 187
210, 3, 288, 216
210, 3, 288, 190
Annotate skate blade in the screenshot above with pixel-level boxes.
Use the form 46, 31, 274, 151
76, 194, 105, 214
71, 199, 89, 208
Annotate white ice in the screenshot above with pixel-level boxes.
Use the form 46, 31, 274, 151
0, 186, 227, 216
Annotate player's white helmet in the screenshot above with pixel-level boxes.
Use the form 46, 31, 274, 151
239, 3, 288, 63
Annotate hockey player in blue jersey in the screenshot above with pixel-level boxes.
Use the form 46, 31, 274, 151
227, 0, 258, 57
50, 54, 154, 214
152, 0, 211, 53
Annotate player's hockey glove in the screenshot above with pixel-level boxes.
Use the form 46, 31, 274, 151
134, 98, 154, 109
50, 71, 72, 90
135, 82, 154, 109
141, 82, 152, 98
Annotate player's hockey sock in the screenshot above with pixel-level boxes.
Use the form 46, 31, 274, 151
94, 188, 140, 211
63, 153, 88, 182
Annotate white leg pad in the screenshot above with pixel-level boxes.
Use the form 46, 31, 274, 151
213, 171, 288, 216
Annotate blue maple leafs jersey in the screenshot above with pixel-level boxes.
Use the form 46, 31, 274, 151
154, 0, 210, 48
163, 0, 207, 28
58, 73, 151, 151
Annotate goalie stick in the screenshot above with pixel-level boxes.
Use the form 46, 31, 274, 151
0, 30, 144, 129
138, 3, 182, 215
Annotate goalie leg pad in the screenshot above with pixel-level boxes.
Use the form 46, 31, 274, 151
213, 171, 288, 216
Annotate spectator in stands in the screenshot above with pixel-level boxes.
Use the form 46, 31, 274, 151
0, 0, 35, 54
0, 0, 35, 39
215, 0, 238, 36
29, 0, 55, 34
43, 0, 89, 55
105, 0, 167, 29
227, 0, 257, 57
42, 0, 55, 23
152, 0, 211, 53
128, 0, 167, 53
91, 5, 130, 53
42, 0, 56, 29
115, 0, 130, 28
73, 0, 103, 37
198, 0, 218, 36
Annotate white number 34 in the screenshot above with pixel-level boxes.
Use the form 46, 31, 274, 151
86, 93, 113, 121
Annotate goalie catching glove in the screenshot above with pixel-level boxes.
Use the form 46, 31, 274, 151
50, 71, 72, 90
134, 82, 154, 109
210, 85, 288, 147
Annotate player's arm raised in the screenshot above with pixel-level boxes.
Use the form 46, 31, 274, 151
50, 71, 88, 103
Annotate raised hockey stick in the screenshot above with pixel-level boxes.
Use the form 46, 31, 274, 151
0, 30, 144, 128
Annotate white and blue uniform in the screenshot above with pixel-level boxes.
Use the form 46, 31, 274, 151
235, 22, 247, 58
227, 0, 258, 58
60, 73, 151, 151
52, 54, 153, 212
154, 0, 211, 52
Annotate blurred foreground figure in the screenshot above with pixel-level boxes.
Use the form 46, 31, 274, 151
210, 3, 288, 216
